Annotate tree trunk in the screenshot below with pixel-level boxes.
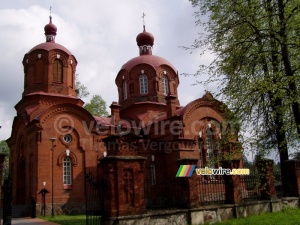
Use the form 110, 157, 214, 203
277, 0, 300, 136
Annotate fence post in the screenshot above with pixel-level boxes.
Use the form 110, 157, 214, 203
175, 158, 200, 208
220, 160, 243, 204
256, 159, 276, 200
283, 159, 300, 197
100, 156, 147, 217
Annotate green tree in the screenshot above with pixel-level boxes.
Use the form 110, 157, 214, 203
189, 0, 300, 192
75, 74, 90, 99
189, 0, 300, 156
0, 140, 10, 180
84, 94, 109, 116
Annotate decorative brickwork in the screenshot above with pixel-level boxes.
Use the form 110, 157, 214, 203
7, 17, 242, 218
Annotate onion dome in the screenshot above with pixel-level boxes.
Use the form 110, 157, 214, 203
136, 26, 154, 55
28, 16, 71, 54
136, 25, 154, 47
44, 16, 57, 42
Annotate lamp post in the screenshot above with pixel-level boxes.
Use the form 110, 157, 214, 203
50, 138, 56, 217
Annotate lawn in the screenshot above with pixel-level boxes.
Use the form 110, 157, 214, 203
39, 214, 86, 225
213, 207, 300, 225
40, 208, 300, 225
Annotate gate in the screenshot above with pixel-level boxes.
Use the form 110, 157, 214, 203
85, 168, 104, 225
2, 175, 12, 225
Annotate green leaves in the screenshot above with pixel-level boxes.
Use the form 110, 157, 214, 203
84, 94, 109, 116
75, 74, 90, 99
189, 0, 300, 159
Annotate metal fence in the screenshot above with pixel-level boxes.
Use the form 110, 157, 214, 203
85, 167, 104, 225
85, 167, 283, 218
274, 170, 283, 197
144, 178, 189, 209
240, 172, 262, 201
198, 176, 226, 205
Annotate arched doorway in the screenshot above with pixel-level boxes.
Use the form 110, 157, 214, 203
16, 158, 26, 204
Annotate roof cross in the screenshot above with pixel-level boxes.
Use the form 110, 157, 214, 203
142, 12, 146, 31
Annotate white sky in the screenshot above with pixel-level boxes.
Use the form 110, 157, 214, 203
0, 0, 215, 141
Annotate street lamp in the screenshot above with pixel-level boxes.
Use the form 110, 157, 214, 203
50, 138, 56, 217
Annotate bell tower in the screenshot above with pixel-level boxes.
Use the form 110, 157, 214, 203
22, 16, 77, 97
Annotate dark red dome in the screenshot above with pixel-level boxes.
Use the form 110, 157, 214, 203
121, 55, 176, 72
28, 16, 72, 55
136, 26, 154, 47
28, 42, 72, 55
44, 16, 57, 36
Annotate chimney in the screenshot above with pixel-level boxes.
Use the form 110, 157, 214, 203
165, 95, 177, 118
110, 101, 121, 125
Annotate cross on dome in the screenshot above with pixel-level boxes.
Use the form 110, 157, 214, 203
44, 6, 57, 42
142, 12, 146, 31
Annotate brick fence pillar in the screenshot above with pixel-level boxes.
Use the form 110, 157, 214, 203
100, 156, 147, 217
283, 159, 300, 197
176, 158, 200, 208
256, 159, 276, 199
220, 160, 243, 204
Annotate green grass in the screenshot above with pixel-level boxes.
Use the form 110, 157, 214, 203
39, 214, 86, 225
213, 207, 300, 225
39, 208, 300, 225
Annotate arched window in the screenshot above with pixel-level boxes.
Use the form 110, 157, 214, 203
162, 75, 169, 95
198, 139, 204, 167
63, 156, 72, 187
139, 74, 148, 94
206, 128, 214, 167
123, 80, 127, 100
53, 59, 63, 82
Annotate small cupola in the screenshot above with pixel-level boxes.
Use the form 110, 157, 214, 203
44, 16, 57, 42
136, 25, 154, 55
22, 16, 77, 97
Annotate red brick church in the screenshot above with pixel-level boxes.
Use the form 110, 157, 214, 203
7, 16, 240, 216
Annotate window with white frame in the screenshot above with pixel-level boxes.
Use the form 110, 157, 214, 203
123, 80, 127, 100
63, 156, 72, 186
162, 75, 169, 95
139, 74, 148, 94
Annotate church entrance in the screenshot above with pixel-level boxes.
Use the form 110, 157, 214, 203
16, 159, 26, 204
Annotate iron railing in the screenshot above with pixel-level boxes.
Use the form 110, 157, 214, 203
85, 167, 103, 225
198, 176, 226, 205
274, 170, 283, 197
144, 178, 188, 209
240, 172, 261, 201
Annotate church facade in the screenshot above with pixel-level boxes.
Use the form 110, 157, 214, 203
7, 16, 241, 216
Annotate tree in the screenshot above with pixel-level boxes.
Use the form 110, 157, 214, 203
188, 0, 300, 192
84, 94, 109, 116
75, 74, 90, 99
0, 140, 10, 180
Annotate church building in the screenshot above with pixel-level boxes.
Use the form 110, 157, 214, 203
7, 16, 240, 216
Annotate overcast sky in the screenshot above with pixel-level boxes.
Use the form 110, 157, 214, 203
0, 0, 214, 141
